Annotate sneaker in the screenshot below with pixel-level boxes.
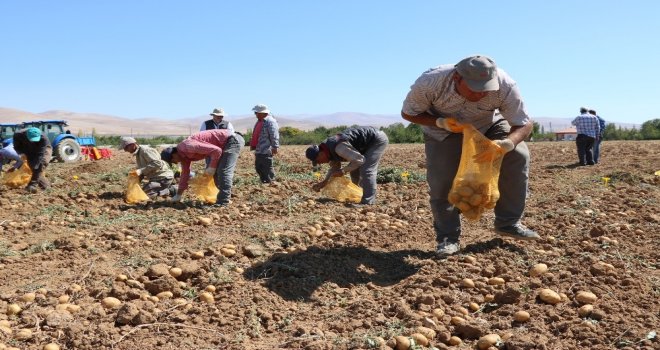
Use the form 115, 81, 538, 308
436, 239, 460, 257
494, 224, 540, 240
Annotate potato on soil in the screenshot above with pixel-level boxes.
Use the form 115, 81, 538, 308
392, 335, 410, 350
415, 326, 436, 340
43, 344, 60, 350
477, 334, 502, 350
529, 263, 548, 277
448, 336, 462, 345
101, 297, 122, 309
199, 292, 214, 304
578, 304, 594, 317
538, 289, 562, 304
6, 304, 21, 315
19, 293, 36, 303
575, 291, 598, 304
410, 333, 428, 346
513, 310, 530, 322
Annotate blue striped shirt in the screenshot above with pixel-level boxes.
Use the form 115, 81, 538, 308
572, 114, 600, 138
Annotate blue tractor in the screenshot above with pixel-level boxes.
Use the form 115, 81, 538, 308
18, 120, 97, 162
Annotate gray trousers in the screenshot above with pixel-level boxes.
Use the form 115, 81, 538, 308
255, 153, 275, 183
28, 148, 52, 189
425, 120, 529, 243
215, 134, 244, 205
349, 131, 389, 204
142, 177, 174, 198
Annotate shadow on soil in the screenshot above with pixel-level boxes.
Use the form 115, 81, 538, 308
544, 163, 583, 170
244, 246, 432, 301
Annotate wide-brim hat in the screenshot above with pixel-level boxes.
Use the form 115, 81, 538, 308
455, 55, 499, 92
210, 108, 225, 117
252, 104, 270, 114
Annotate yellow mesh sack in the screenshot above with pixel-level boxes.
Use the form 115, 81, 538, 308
321, 176, 363, 203
2, 163, 32, 188
189, 173, 218, 204
448, 124, 505, 221
125, 173, 150, 204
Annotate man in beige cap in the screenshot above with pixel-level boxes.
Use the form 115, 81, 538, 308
119, 136, 175, 199
401, 55, 538, 257
249, 104, 279, 183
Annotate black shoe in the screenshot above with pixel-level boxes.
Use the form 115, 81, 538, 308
494, 224, 540, 240
26, 185, 38, 194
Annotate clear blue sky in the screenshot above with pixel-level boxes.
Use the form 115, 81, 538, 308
1, 0, 658, 124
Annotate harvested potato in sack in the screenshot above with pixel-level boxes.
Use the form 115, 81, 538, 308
125, 172, 150, 203
321, 176, 363, 203
448, 124, 505, 220
189, 173, 218, 204
2, 163, 33, 188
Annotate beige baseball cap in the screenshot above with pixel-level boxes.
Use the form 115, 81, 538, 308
119, 136, 137, 149
455, 55, 499, 92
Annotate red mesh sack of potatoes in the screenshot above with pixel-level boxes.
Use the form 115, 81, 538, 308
321, 176, 363, 203
189, 173, 218, 204
125, 172, 150, 204
2, 163, 33, 188
448, 124, 505, 220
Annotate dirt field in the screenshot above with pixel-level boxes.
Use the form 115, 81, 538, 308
0, 141, 658, 350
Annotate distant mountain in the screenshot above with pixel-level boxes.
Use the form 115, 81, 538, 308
0, 107, 642, 136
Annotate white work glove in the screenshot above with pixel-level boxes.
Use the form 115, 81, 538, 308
204, 167, 217, 176
494, 139, 515, 153
135, 169, 142, 176
435, 117, 463, 133
473, 138, 515, 163
170, 194, 182, 202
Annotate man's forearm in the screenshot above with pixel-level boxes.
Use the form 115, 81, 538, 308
508, 123, 533, 145
401, 112, 437, 127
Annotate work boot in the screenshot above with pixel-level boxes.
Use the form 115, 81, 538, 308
494, 224, 540, 240
26, 185, 38, 194
436, 238, 460, 257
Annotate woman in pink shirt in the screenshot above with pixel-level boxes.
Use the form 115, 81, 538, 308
161, 129, 244, 206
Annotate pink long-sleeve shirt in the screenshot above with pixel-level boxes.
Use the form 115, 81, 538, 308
177, 129, 233, 192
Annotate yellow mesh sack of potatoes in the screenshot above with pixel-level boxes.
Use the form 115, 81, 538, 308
448, 124, 505, 221
125, 173, 150, 204
322, 176, 363, 203
189, 173, 218, 204
2, 163, 33, 188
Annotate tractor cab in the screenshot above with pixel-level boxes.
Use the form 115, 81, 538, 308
0, 123, 20, 146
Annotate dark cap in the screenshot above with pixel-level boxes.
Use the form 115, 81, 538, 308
455, 55, 499, 92
305, 145, 320, 166
160, 147, 176, 164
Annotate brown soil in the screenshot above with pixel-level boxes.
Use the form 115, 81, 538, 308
0, 141, 658, 350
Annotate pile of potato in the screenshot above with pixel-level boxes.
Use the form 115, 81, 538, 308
448, 176, 499, 220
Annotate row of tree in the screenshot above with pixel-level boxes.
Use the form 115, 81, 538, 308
94, 119, 660, 146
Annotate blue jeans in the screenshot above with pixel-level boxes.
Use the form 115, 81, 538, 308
425, 120, 530, 243
214, 134, 244, 205
593, 136, 602, 164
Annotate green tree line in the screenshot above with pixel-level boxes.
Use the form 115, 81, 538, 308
94, 118, 660, 147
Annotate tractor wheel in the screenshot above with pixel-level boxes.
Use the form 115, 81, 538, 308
55, 139, 82, 162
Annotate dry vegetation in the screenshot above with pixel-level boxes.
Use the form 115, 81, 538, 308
0, 141, 658, 350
